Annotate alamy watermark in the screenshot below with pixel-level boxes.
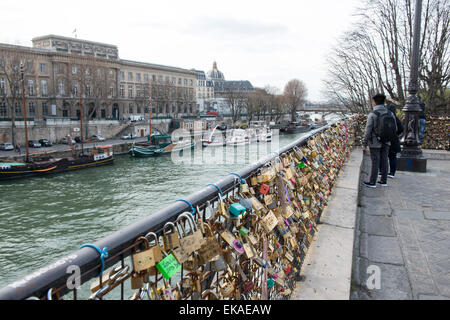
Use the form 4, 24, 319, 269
366, 265, 381, 290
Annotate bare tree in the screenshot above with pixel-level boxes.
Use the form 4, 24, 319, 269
221, 85, 249, 125
0, 51, 31, 145
283, 79, 308, 123
324, 0, 449, 115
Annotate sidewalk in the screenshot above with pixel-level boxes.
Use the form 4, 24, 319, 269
351, 153, 450, 300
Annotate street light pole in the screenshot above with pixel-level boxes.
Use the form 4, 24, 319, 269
397, 0, 427, 172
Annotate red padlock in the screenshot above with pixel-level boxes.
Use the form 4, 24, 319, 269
289, 177, 296, 184
285, 265, 292, 275
259, 184, 270, 195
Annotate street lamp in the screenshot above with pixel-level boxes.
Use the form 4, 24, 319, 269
397, 0, 427, 173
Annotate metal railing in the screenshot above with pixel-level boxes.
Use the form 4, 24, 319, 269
0, 117, 351, 300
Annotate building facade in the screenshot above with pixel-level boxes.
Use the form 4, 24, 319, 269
0, 35, 197, 142
203, 61, 254, 115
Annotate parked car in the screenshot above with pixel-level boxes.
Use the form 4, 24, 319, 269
91, 134, 106, 141
74, 136, 82, 143
39, 139, 53, 147
0, 143, 14, 151
121, 133, 137, 140
61, 137, 76, 144
28, 140, 42, 148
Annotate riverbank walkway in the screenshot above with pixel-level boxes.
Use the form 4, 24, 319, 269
292, 147, 450, 300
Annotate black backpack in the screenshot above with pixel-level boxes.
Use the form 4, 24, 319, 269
373, 110, 397, 143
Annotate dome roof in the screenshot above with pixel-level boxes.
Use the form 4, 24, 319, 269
206, 61, 225, 81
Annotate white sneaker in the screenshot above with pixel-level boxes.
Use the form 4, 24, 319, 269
388, 174, 395, 179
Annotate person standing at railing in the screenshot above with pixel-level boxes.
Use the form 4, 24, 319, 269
379, 104, 403, 179
418, 101, 426, 143
361, 93, 397, 188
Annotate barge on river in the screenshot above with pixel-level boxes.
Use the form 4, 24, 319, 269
0, 145, 114, 181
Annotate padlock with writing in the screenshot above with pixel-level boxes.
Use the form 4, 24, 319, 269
162, 222, 180, 252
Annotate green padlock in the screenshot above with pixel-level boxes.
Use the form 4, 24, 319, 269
239, 227, 249, 237
298, 162, 306, 169
229, 203, 246, 217
156, 254, 181, 279
267, 278, 275, 288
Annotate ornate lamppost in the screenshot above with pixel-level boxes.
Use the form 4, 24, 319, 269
397, 0, 427, 172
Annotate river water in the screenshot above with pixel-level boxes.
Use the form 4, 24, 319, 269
0, 130, 313, 292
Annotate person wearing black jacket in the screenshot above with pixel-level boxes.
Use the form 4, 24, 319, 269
380, 104, 403, 178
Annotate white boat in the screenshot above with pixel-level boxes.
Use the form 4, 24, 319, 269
226, 129, 249, 146
201, 125, 227, 147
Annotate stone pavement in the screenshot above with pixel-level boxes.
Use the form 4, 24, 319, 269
351, 152, 450, 300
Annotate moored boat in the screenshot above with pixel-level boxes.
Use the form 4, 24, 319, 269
0, 145, 114, 181
129, 134, 195, 157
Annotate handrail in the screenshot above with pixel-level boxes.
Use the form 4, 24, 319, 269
0, 118, 347, 300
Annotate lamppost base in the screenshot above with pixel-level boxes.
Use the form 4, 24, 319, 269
397, 154, 427, 173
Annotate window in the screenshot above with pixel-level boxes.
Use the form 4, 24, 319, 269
42, 102, 48, 116
184, 79, 187, 86
28, 102, 35, 116
128, 72, 133, 81
128, 103, 133, 114
178, 78, 182, 85
152, 75, 156, 82
101, 109, 106, 118
97, 69, 102, 77
27, 61, 33, 73
0, 78, 5, 95
165, 76, 169, 84
72, 66, 78, 75
136, 73, 141, 82
144, 74, 148, 82
120, 84, 124, 97
58, 64, 64, 73
158, 75, 163, 83
28, 80, 34, 96
73, 82, 78, 96
109, 87, 114, 97
128, 85, 133, 98
85, 68, 90, 75
137, 106, 141, 114
15, 102, 21, 116
120, 71, 124, 80
40, 63, 47, 73
41, 80, 48, 96
136, 85, 141, 97
0, 103, 6, 118
62, 109, 68, 117
109, 69, 114, 77
86, 83, 91, 96
172, 77, 176, 84
58, 80, 65, 95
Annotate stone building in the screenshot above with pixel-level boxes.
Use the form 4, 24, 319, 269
203, 61, 254, 115
0, 35, 197, 143
193, 69, 215, 113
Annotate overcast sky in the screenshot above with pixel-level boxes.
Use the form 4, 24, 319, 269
1, 0, 360, 102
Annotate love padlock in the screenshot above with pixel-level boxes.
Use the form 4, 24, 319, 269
259, 184, 270, 195
229, 203, 246, 217
131, 235, 162, 273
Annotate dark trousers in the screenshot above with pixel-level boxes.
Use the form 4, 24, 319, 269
379, 148, 397, 175
369, 144, 389, 184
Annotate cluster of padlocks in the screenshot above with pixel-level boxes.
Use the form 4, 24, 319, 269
86, 119, 356, 300
353, 114, 449, 151
421, 117, 449, 150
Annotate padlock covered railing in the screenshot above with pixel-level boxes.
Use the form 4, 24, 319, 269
0, 116, 356, 300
